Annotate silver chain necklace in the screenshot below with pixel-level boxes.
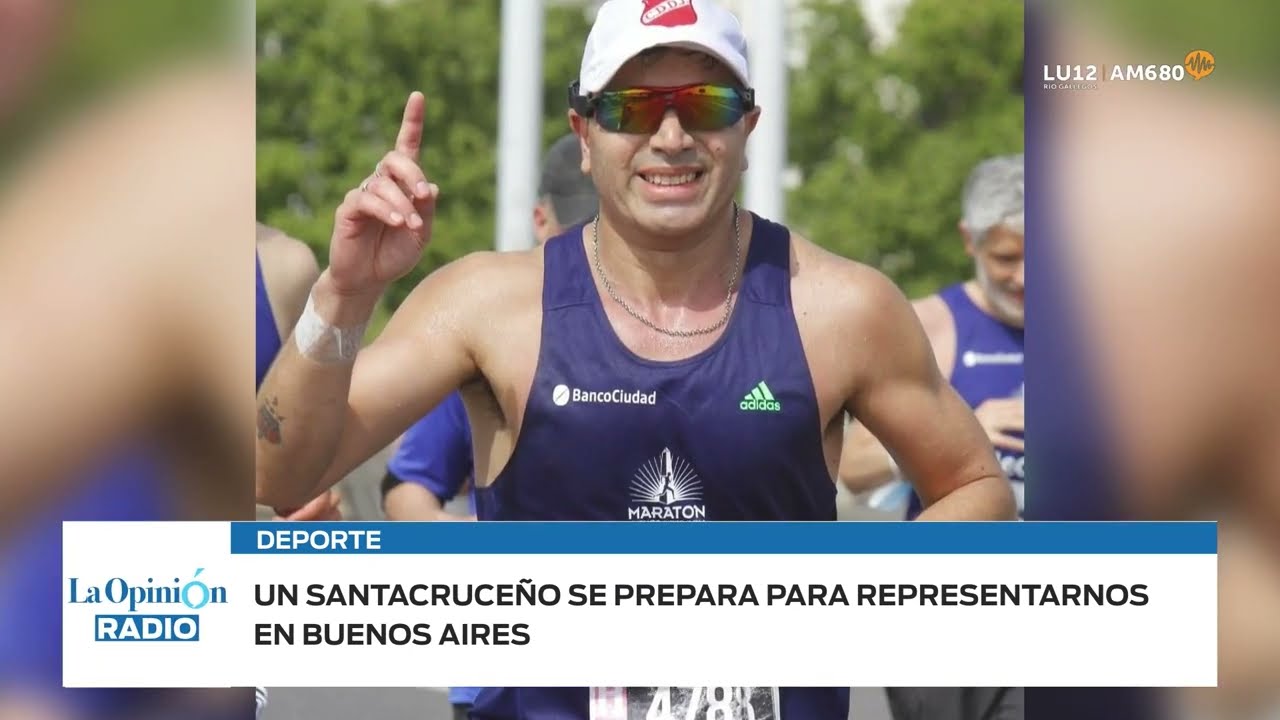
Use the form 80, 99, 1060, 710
591, 204, 742, 339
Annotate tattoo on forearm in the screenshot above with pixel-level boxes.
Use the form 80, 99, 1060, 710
257, 396, 284, 445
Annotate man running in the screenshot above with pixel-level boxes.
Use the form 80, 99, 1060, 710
380, 134, 597, 718
256, 1, 1016, 717
839, 154, 1025, 520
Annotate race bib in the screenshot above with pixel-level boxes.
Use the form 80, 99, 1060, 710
589, 686, 780, 720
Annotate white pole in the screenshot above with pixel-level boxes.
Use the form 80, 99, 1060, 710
496, 0, 545, 251
744, 0, 787, 224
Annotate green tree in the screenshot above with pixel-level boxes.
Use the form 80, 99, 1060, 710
788, 0, 1023, 298
256, 0, 590, 315
256, 0, 1024, 313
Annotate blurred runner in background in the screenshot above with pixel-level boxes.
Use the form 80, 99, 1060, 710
840, 153, 1025, 520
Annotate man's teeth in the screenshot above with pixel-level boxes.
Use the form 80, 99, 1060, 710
643, 172, 698, 185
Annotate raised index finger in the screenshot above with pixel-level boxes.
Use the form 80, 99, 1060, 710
395, 91, 425, 158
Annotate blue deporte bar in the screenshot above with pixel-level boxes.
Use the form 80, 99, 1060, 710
231, 521, 1217, 555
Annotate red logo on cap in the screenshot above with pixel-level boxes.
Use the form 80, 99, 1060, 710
641, 0, 698, 27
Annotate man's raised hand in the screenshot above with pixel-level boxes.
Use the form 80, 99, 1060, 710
327, 91, 439, 298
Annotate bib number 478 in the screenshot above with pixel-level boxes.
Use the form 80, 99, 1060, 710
641, 686, 778, 720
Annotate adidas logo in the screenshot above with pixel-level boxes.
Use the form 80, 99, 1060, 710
740, 381, 781, 412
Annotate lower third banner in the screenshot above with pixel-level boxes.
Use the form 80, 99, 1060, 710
61, 521, 1216, 688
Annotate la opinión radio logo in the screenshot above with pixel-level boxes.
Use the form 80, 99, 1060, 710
68, 568, 228, 642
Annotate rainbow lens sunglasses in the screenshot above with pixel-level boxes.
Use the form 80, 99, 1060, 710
568, 81, 755, 134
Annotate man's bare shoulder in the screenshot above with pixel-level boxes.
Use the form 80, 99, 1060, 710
256, 223, 313, 258
789, 232, 916, 337
788, 232, 935, 406
393, 245, 544, 326
434, 244, 542, 296
257, 225, 320, 284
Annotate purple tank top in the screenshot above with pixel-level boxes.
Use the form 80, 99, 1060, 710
471, 214, 848, 718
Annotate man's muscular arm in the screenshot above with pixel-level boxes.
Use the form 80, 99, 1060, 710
838, 296, 954, 493
255, 255, 487, 510
255, 90, 488, 511
842, 269, 1015, 520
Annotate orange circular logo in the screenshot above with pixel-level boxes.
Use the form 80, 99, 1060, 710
1184, 50, 1215, 80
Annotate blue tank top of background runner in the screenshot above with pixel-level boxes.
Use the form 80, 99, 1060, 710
906, 283, 1025, 520
257, 253, 283, 387
470, 215, 849, 719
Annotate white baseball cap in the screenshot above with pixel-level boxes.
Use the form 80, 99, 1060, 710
576, 0, 751, 96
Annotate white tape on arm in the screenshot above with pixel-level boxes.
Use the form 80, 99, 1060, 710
293, 292, 367, 364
